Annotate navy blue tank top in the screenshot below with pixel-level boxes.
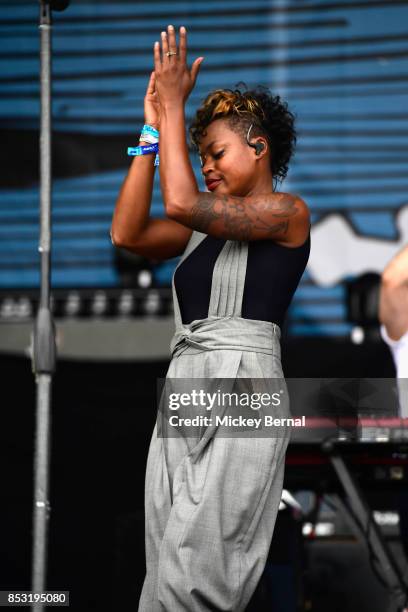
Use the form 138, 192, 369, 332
174, 232, 310, 328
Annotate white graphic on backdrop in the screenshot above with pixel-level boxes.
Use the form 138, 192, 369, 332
308, 205, 408, 287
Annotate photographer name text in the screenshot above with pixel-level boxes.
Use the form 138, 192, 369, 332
168, 415, 306, 429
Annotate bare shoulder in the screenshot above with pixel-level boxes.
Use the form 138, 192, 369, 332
273, 192, 311, 248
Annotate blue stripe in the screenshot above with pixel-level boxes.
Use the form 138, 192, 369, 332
290, 322, 352, 337
290, 303, 346, 318
0, 222, 110, 235
0, 238, 111, 252
293, 286, 344, 300
0, 267, 119, 288
4, 34, 408, 59
4, 41, 408, 78
0, 252, 113, 263
0, 0, 316, 22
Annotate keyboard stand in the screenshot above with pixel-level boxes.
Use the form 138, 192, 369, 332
322, 440, 408, 612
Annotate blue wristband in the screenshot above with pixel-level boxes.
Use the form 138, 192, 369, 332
142, 124, 159, 137
127, 143, 159, 156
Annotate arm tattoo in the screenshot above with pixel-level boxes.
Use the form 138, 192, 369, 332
255, 193, 299, 217
189, 192, 222, 233
190, 192, 299, 240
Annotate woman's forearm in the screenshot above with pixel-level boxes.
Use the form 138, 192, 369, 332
111, 140, 157, 246
159, 103, 199, 214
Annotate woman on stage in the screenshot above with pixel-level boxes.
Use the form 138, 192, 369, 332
111, 24, 310, 612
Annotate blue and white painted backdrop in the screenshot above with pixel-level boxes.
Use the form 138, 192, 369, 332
1, 0, 407, 336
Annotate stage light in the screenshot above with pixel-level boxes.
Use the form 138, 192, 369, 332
138, 270, 152, 288
1, 297, 16, 319
17, 296, 32, 318
117, 291, 135, 316
142, 291, 161, 316
0, 288, 174, 321
90, 291, 108, 316
373, 511, 399, 526
302, 522, 335, 537
0, 295, 33, 320
350, 326, 364, 345
315, 522, 335, 537
64, 292, 81, 317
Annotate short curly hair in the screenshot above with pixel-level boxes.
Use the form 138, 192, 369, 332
189, 82, 297, 189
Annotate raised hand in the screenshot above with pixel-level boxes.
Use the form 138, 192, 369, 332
153, 25, 204, 106
144, 71, 160, 130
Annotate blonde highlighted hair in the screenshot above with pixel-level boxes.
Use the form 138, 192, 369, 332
200, 88, 267, 121
189, 83, 297, 185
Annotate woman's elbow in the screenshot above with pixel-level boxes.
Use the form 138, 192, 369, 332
165, 201, 185, 222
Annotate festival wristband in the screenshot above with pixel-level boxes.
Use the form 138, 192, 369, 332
127, 143, 159, 156
139, 132, 159, 144
141, 124, 159, 138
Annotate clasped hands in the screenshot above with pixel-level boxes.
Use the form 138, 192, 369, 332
153, 25, 204, 107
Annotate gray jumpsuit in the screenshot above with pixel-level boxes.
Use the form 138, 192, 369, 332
138, 230, 291, 612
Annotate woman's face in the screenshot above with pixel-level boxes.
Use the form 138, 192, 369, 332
198, 118, 265, 197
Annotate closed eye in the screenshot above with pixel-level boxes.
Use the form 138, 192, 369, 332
199, 150, 224, 167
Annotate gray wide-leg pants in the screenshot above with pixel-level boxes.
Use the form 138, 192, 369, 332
138, 232, 291, 611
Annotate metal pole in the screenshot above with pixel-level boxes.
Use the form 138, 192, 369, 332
31, 2, 58, 610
